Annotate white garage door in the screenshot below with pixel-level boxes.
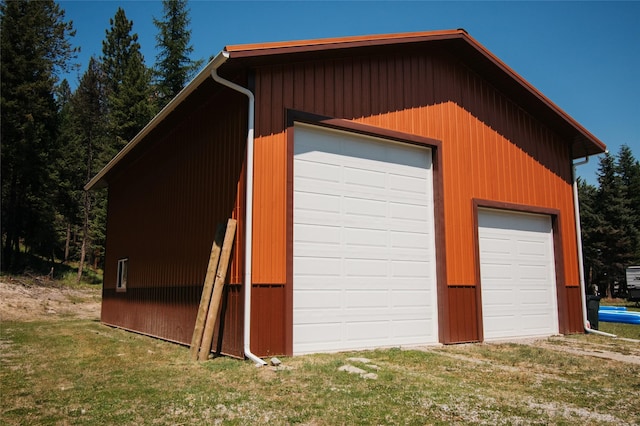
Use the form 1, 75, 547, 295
478, 208, 559, 341
293, 124, 438, 354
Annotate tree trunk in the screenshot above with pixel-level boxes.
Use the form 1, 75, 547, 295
2, 172, 18, 271
77, 191, 90, 283
78, 125, 94, 283
64, 222, 71, 263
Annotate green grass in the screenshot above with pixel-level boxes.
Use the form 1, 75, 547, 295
599, 299, 640, 339
599, 322, 640, 339
0, 251, 103, 287
2, 319, 639, 425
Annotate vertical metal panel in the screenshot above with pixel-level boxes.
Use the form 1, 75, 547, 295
564, 286, 585, 334
250, 284, 286, 356
102, 86, 247, 357
251, 48, 582, 348
445, 286, 480, 343
102, 46, 585, 353
253, 50, 580, 288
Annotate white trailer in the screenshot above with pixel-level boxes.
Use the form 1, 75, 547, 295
626, 266, 640, 304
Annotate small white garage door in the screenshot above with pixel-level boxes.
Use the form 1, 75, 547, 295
478, 208, 559, 341
293, 123, 438, 354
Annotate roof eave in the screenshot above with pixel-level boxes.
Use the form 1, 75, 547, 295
224, 29, 606, 159
85, 29, 606, 190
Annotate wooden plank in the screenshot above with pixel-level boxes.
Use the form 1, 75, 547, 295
189, 223, 225, 361
198, 218, 237, 361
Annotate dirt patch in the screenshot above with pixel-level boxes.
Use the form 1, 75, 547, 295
534, 337, 640, 364
0, 277, 101, 322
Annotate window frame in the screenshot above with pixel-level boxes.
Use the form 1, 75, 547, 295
116, 258, 128, 292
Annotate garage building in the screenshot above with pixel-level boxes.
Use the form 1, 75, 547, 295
86, 29, 606, 359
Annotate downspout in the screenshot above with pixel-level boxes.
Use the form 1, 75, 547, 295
572, 156, 616, 338
210, 52, 268, 365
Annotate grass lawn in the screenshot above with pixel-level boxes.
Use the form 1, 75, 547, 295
599, 298, 640, 339
2, 318, 639, 425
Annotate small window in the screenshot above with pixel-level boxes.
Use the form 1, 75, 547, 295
117, 258, 128, 292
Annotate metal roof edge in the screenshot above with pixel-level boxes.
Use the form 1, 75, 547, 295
224, 29, 465, 58
84, 51, 229, 190
225, 29, 606, 156
86, 29, 606, 191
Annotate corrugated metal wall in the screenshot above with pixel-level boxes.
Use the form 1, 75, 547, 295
101, 47, 585, 358
250, 48, 583, 351
102, 85, 248, 357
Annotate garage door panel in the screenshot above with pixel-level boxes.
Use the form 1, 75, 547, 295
481, 262, 515, 279
389, 202, 430, 221
344, 166, 387, 189
388, 173, 429, 193
392, 290, 433, 307
390, 260, 432, 277
294, 257, 341, 277
344, 196, 387, 218
518, 264, 551, 280
346, 321, 390, 341
294, 323, 342, 347
518, 240, 547, 256
345, 290, 389, 308
295, 290, 342, 309
389, 248, 433, 262
341, 137, 387, 161
480, 237, 513, 256
391, 230, 430, 249
484, 317, 516, 334
479, 209, 558, 341
293, 124, 437, 354
392, 319, 435, 339
295, 190, 341, 213
483, 290, 516, 306
342, 227, 387, 247
294, 223, 341, 245
344, 258, 388, 277
295, 157, 341, 181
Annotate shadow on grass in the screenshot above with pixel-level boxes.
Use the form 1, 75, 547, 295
1, 252, 103, 286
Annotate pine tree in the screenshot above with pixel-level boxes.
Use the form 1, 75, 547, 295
101, 8, 137, 97
594, 152, 636, 296
101, 7, 154, 153
106, 48, 155, 153
70, 57, 108, 281
577, 178, 603, 292
616, 144, 640, 264
55, 78, 83, 263
153, 0, 203, 108
1, 0, 77, 272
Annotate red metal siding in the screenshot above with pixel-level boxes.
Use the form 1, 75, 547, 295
564, 286, 585, 334
250, 284, 286, 356
102, 87, 248, 357
250, 50, 583, 349
445, 286, 480, 343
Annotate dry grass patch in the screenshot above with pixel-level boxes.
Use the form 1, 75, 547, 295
2, 320, 639, 425
1, 279, 639, 425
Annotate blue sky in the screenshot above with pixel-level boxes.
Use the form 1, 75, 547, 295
58, 1, 639, 185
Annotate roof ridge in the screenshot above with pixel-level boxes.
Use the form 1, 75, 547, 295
224, 29, 467, 53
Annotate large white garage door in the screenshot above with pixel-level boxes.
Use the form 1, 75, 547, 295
293, 124, 438, 354
478, 208, 559, 341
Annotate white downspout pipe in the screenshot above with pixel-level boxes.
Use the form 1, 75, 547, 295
210, 52, 268, 365
572, 156, 616, 338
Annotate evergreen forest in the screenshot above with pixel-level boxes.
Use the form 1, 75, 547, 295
1, 0, 201, 281
1, 0, 638, 294
578, 145, 640, 297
